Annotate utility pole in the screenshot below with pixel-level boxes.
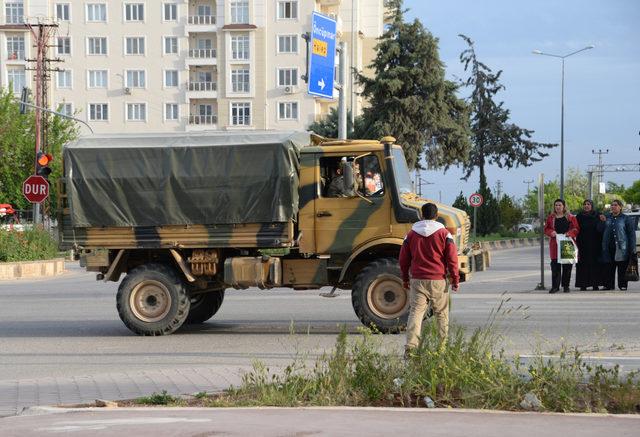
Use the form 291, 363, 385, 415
523, 179, 534, 195
591, 148, 609, 202
337, 41, 347, 140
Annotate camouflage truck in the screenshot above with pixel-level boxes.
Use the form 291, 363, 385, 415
59, 131, 473, 336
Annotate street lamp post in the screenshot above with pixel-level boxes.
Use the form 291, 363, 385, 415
532, 45, 594, 200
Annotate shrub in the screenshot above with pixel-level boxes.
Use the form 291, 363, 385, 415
0, 228, 59, 262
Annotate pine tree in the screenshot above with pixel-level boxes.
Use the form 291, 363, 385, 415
458, 35, 556, 183
307, 108, 356, 139
355, 0, 471, 169
452, 191, 470, 217
476, 172, 500, 235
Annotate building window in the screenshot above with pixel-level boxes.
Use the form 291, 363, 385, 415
87, 70, 108, 88
87, 37, 107, 55
125, 37, 145, 55
231, 102, 251, 126
57, 37, 71, 55
55, 3, 70, 21
89, 103, 108, 121
6, 36, 25, 60
230, 1, 249, 24
86, 3, 107, 22
126, 70, 146, 88
164, 70, 178, 87
231, 68, 250, 93
277, 1, 298, 19
277, 68, 298, 87
278, 102, 298, 120
124, 3, 144, 21
165, 103, 178, 120
126, 103, 146, 121
164, 36, 178, 54
231, 35, 249, 60
56, 103, 73, 117
5, 3, 24, 24
277, 35, 297, 53
7, 67, 25, 94
57, 70, 72, 88
163, 3, 177, 21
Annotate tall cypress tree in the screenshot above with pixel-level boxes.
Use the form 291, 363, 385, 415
476, 172, 500, 235
355, 0, 471, 169
458, 35, 556, 182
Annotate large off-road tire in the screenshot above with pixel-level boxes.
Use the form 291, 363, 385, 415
185, 290, 225, 324
116, 263, 190, 336
351, 258, 409, 333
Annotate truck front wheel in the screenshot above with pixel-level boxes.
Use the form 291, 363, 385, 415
116, 263, 190, 336
185, 290, 225, 324
351, 258, 409, 333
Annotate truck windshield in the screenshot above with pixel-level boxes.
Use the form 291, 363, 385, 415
391, 147, 414, 194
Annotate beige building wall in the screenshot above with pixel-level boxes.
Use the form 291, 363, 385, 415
0, 0, 385, 135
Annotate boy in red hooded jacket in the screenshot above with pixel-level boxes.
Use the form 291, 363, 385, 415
400, 203, 459, 356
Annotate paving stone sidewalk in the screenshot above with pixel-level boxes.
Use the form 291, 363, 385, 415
0, 366, 245, 417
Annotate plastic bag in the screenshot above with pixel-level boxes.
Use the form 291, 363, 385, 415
557, 234, 578, 264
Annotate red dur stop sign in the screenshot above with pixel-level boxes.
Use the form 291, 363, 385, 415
22, 175, 50, 203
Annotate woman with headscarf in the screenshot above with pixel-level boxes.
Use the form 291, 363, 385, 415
544, 199, 580, 293
575, 199, 604, 290
601, 199, 637, 291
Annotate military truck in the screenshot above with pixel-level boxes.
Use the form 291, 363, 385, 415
59, 131, 473, 336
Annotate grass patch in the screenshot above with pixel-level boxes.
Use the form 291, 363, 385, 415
0, 227, 59, 262
471, 231, 538, 243
136, 390, 183, 406
197, 322, 639, 413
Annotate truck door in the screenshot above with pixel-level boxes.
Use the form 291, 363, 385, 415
314, 154, 391, 254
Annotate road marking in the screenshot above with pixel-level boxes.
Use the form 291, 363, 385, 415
39, 417, 211, 433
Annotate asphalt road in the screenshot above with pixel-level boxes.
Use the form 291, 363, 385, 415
0, 246, 639, 382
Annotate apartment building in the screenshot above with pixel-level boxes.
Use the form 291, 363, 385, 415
0, 0, 385, 134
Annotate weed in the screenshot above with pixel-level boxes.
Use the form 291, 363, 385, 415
136, 390, 181, 406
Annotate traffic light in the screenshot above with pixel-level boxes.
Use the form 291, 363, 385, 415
36, 151, 53, 178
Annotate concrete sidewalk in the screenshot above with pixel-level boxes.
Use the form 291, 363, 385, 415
3, 406, 639, 436
0, 366, 245, 418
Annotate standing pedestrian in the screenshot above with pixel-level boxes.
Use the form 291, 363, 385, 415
575, 199, 604, 291
544, 199, 580, 293
601, 199, 636, 291
400, 203, 459, 357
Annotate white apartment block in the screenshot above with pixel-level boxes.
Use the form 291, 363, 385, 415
0, 0, 386, 134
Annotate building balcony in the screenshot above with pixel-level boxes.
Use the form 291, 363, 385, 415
318, 0, 342, 6
185, 15, 217, 34
185, 48, 217, 67
186, 81, 218, 99
188, 114, 218, 125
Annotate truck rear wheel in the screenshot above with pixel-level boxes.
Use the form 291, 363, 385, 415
116, 263, 190, 336
185, 290, 225, 324
351, 258, 409, 333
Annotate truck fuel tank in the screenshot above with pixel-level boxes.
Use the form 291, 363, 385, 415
224, 256, 282, 289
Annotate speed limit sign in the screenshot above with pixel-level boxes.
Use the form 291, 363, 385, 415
469, 193, 484, 208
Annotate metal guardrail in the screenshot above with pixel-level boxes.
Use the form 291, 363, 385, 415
188, 48, 216, 59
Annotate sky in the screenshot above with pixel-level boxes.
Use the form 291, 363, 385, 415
403, 0, 640, 204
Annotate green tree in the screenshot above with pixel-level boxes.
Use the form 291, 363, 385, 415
452, 191, 470, 217
0, 88, 78, 214
307, 108, 357, 139
498, 195, 523, 231
458, 35, 556, 184
606, 181, 626, 195
522, 168, 590, 216
475, 172, 500, 235
623, 180, 640, 205
355, 0, 471, 169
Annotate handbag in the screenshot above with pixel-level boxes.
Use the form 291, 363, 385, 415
557, 234, 578, 264
625, 253, 639, 282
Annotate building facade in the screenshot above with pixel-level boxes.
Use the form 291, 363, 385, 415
0, 0, 385, 134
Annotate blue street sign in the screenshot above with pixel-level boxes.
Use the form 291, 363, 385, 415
308, 11, 337, 99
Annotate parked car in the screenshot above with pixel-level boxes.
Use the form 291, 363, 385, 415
515, 218, 539, 233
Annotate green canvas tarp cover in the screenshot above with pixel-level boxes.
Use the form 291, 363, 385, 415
64, 131, 310, 228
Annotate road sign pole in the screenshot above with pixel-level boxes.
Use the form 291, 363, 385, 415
536, 173, 546, 290
473, 206, 477, 243
338, 41, 347, 140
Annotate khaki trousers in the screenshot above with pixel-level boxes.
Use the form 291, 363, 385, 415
405, 279, 449, 350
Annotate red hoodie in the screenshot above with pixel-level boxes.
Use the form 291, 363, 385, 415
399, 220, 459, 286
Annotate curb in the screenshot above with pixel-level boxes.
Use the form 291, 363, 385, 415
0, 258, 65, 280
481, 238, 540, 251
